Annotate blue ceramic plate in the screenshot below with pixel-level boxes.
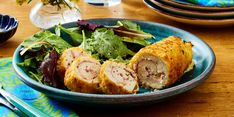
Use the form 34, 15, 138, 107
13, 18, 215, 106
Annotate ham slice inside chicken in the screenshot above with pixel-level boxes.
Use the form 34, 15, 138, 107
133, 55, 168, 89
57, 47, 90, 81
64, 49, 87, 69
76, 60, 100, 83
64, 57, 101, 93
105, 64, 138, 92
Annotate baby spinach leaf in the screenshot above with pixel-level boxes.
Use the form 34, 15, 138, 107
56, 25, 83, 46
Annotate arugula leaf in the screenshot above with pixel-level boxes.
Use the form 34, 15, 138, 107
79, 30, 95, 55
17, 57, 36, 68
17, 55, 45, 85
76, 20, 153, 46
81, 28, 135, 60
29, 71, 43, 84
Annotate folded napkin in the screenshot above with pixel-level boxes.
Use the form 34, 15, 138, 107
0, 58, 78, 117
185, 0, 234, 7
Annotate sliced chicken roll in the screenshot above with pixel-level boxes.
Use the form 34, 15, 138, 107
99, 61, 139, 94
64, 57, 101, 93
129, 36, 193, 89
57, 47, 90, 81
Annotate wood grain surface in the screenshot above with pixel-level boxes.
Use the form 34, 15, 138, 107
0, 0, 234, 116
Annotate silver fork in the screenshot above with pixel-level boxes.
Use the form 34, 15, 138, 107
0, 97, 27, 117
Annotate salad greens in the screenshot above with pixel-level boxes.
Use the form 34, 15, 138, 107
55, 25, 83, 46
39, 50, 59, 87
117, 20, 141, 31
115, 20, 154, 39
81, 28, 135, 61
18, 31, 72, 87
21, 31, 72, 55
18, 20, 155, 88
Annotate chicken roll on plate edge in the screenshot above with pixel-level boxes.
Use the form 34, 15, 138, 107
129, 36, 193, 90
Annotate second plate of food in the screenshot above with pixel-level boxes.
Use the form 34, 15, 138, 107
13, 18, 215, 106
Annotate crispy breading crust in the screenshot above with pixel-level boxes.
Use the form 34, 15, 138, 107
129, 36, 193, 89
64, 57, 101, 93
57, 47, 90, 82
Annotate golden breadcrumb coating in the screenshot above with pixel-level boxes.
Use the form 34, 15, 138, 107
64, 57, 101, 93
57, 47, 91, 82
129, 36, 193, 89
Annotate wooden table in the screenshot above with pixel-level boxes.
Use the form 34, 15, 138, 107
0, 0, 233, 116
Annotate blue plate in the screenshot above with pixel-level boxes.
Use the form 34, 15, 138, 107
12, 18, 215, 106
0, 14, 18, 44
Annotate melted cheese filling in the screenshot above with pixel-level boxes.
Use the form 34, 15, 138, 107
134, 55, 168, 89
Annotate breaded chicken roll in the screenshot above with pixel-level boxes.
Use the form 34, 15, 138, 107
129, 36, 193, 89
64, 57, 101, 93
99, 61, 139, 94
57, 47, 90, 81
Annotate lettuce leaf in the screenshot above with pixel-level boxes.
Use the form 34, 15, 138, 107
19, 31, 72, 88
21, 31, 72, 54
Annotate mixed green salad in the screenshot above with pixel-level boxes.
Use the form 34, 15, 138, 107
18, 20, 155, 88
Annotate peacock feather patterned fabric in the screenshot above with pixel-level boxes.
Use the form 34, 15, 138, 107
182, 0, 234, 7
0, 58, 78, 117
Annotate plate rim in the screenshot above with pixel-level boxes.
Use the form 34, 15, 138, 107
144, 0, 234, 26
145, 0, 234, 21
160, 0, 234, 11
153, 0, 234, 18
12, 18, 216, 102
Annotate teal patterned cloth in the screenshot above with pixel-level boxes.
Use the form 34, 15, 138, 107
185, 0, 234, 7
0, 58, 79, 117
